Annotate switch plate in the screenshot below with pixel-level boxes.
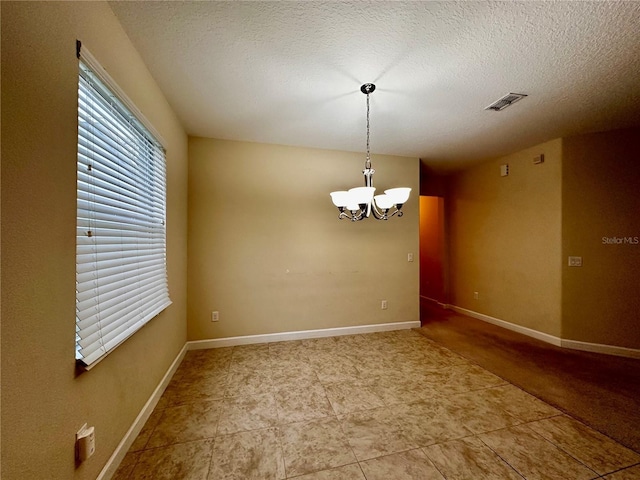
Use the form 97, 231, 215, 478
211, 311, 220, 322
407, 253, 414, 262
76, 424, 95, 463
568, 256, 582, 267
381, 300, 388, 310
473, 292, 479, 300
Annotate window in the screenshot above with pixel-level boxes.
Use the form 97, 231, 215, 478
76, 44, 171, 368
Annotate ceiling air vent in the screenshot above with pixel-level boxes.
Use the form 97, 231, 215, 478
485, 93, 528, 111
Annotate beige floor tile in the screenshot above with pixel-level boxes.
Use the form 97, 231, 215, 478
323, 380, 386, 415
289, 463, 365, 480
424, 436, 524, 479
279, 417, 357, 477
112, 451, 141, 480
161, 370, 227, 406
351, 354, 406, 378
368, 373, 428, 405
390, 398, 473, 446
129, 439, 214, 480
426, 363, 507, 395
360, 449, 445, 480
271, 358, 319, 387
481, 384, 561, 422
269, 340, 308, 359
396, 343, 464, 371
217, 393, 279, 435
231, 343, 271, 363
209, 428, 286, 480
302, 337, 340, 353
309, 353, 362, 383
339, 406, 418, 461
146, 400, 221, 448
174, 349, 231, 380
129, 408, 164, 452
528, 415, 640, 475
448, 390, 521, 434
334, 333, 375, 349
603, 465, 640, 479
275, 382, 334, 424
224, 367, 273, 397
480, 424, 598, 480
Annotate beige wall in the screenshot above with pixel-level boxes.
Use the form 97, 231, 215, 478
447, 139, 563, 336
188, 137, 420, 340
1, 3, 188, 479
562, 128, 640, 348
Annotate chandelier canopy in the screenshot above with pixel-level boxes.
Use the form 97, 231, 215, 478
330, 83, 411, 221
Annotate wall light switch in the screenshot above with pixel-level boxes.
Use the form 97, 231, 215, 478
407, 253, 414, 262
568, 256, 582, 267
500, 164, 509, 177
76, 424, 95, 463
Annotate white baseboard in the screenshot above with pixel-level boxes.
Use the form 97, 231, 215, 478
561, 339, 640, 359
188, 321, 421, 350
420, 295, 449, 309
449, 305, 640, 359
448, 305, 562, 346
97, 344, 187, 480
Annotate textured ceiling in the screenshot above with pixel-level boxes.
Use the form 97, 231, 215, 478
110, 1, 640, 170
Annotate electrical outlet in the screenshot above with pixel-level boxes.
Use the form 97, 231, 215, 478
381, 300, 388, 310
211, 311, 220, 322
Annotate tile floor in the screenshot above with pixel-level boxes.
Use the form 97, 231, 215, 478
114, 329, 640, 479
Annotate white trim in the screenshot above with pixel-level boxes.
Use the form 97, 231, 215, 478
188, 321, 421, 351
420, 295, 449, 309
561, 339, 640, 359
96, 344, 187, 480
448, 305, 562, 346
449, 305, 640, 359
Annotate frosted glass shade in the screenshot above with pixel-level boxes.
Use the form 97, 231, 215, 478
348, 186, 375, 205
384, 188, 411, 205
374, 194, 394, 210
330, 191, 350, 207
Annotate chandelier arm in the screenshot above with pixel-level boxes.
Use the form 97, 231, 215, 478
369, 200, 388, 220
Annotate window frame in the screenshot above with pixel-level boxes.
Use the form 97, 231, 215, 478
75, 42, 171, 369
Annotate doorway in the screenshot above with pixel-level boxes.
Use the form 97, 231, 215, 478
419, 196, 447, 322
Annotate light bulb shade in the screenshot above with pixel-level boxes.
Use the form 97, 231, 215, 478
384, 188, 411, 205
330, 191, 350, 207
348, 186, 375, 205
374, 194, 394, 210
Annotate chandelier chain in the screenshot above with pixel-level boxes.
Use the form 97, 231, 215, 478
365, 92, 371, 169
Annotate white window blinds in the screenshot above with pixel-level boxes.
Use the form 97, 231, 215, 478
76, 47, 171, 368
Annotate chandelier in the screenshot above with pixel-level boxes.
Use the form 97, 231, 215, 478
330, 83, 411, 221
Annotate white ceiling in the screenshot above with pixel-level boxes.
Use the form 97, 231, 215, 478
110, 1, 640, 170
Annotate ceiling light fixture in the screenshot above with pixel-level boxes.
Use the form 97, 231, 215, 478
330, 83, 411, 221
